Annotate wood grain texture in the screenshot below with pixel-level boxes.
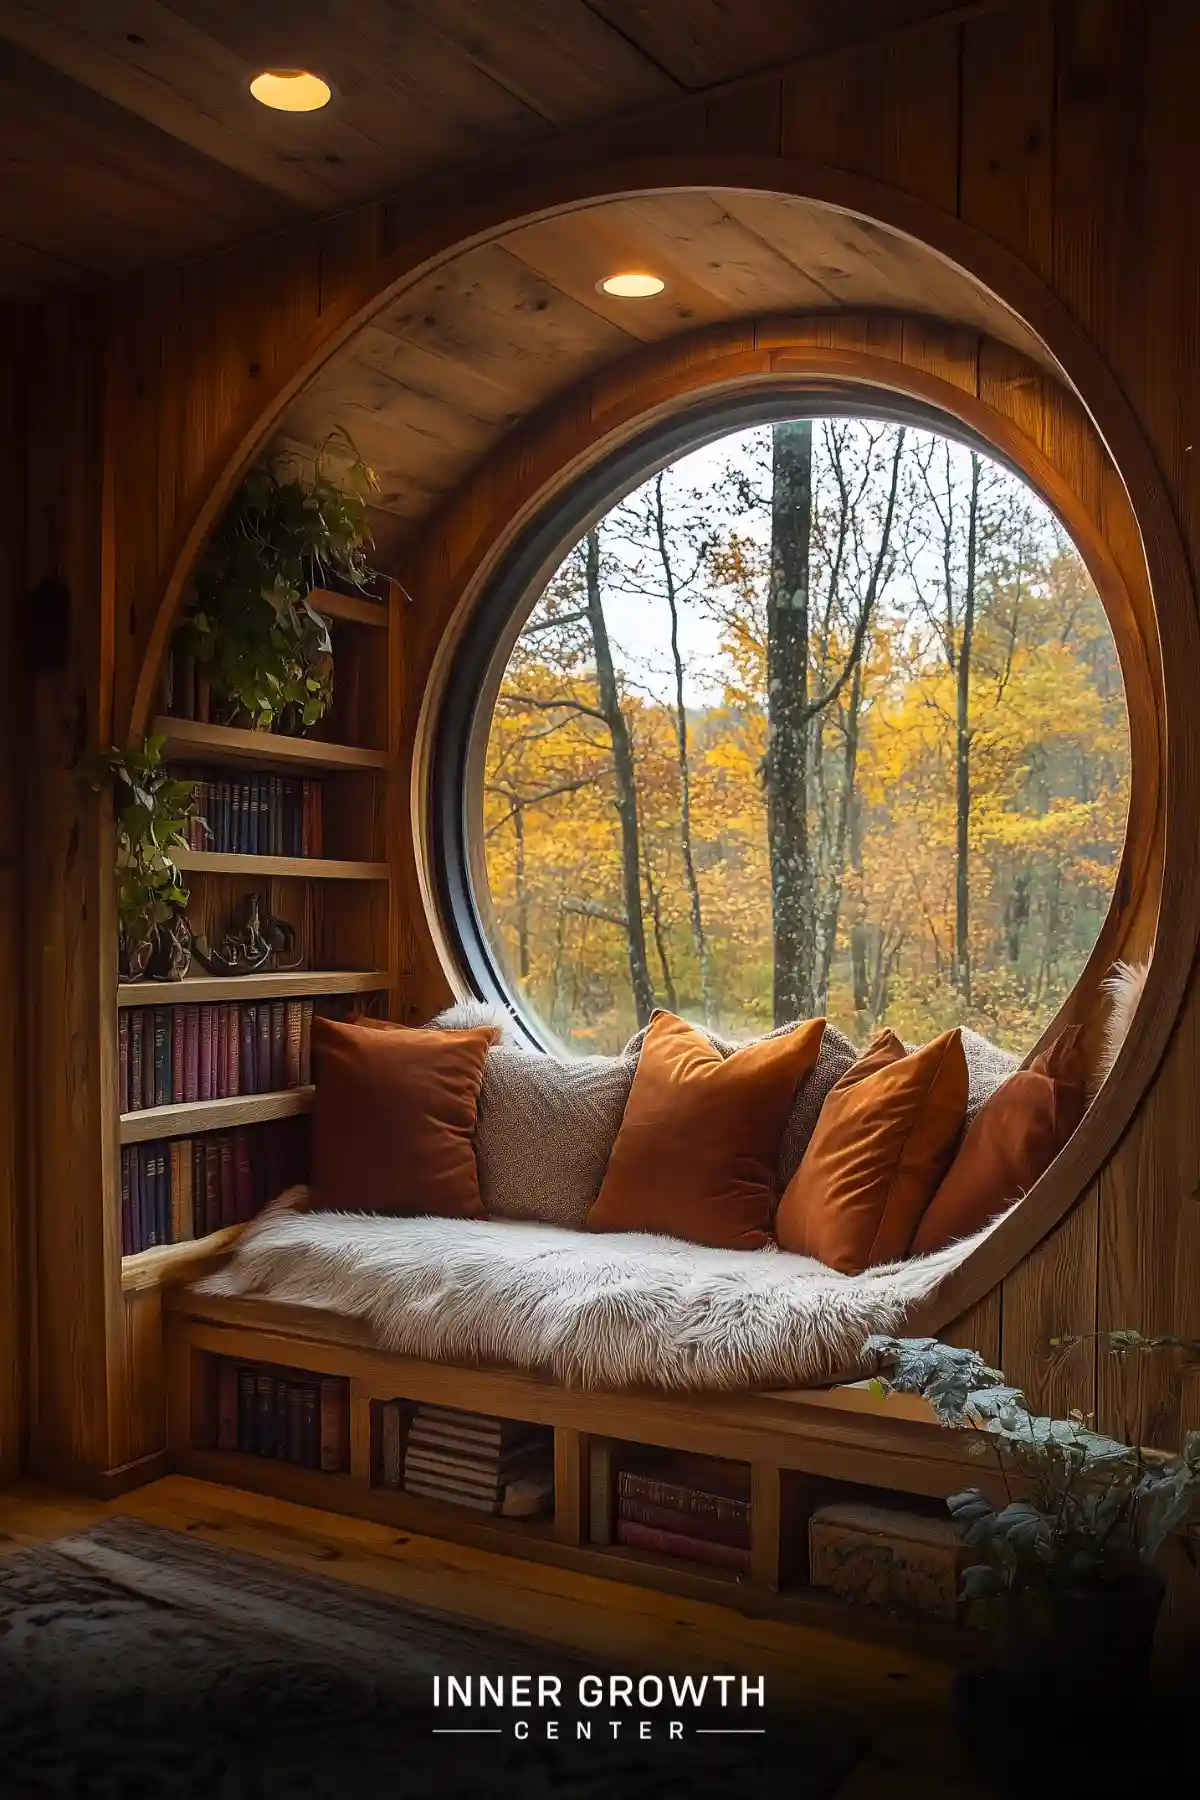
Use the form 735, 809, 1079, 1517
0, 308, 27, 1484
15, 0, 1200, 1493
0, 1474, 987, 1720
118, 1085, 314, 1147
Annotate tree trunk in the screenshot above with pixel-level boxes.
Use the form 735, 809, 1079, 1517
818, 661, 863, 1006
954, 455, 980, 1005
766, 420, 815, 1024
653, 474, 713, 1022
513, 803, 529, 981
584, 527, 655, 1026
642, 852, 678, 1012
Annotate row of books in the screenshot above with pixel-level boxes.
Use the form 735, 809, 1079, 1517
181, 770, 325, 859
215, 1360, 349, 1471
119, 999, 314, 1113
613, 1454, 751, 1573
120, 1120, 303, 1256
378, 1402, 553, 1519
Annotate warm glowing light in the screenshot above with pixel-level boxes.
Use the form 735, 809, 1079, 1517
598, 271, 666, 297
249, 69, 332, 112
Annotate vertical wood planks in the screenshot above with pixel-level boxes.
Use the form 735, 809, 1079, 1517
554, 1427, 589, 1544
0, 309, 27, 1483
959, 0, 1054, 276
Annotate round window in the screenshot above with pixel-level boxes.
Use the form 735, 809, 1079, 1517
441, 404, 1129, 1057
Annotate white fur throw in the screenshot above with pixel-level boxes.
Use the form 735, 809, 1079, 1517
199, 1206, 993, 1392
1092, 957, 1150, 1096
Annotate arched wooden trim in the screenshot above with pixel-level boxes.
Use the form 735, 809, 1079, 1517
398, 319, 1167, 1336
131, 153, 1200, 1341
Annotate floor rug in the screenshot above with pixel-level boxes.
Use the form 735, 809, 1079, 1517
0, 1518, 864, 1799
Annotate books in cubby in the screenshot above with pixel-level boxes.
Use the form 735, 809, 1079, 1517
119, 999, 313, 1113
183, 771, 324, 858
120, 1117, 305, 1256
379, 1402, 554, 1519
215, 1359, 349, 1471
615, 1453, 751, 1572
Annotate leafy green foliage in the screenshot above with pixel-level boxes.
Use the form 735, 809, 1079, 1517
178, 428, 379, 732
865, 1332, 1200, 1627
86, 737, 201, 947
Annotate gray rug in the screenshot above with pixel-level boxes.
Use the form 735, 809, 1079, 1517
0, 1518, 864, 1798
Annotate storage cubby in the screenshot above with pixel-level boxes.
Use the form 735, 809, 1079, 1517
192, 1353, 349, 1473
590, 1440, 752, 1580
372, 1397, 554, 1521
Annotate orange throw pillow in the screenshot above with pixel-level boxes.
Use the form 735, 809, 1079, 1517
310, 1016, 494, 1217
911, 1026, 1087, 1255
585, 1010, 826, 1250
776, 1029, 968, 1273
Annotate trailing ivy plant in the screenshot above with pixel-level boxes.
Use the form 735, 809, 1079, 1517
87, 736, 202, 958
865, 1331, 1200, 1629
177, 427, 380, 733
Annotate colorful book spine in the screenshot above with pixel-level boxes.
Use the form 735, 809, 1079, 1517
171, 1007, 186, 1104
615, 1519, 752, 1572
118, 1012, 129, 1115
184, 1006, 200, 1102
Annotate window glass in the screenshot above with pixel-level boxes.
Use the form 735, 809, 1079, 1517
478, 419, 1130, 1055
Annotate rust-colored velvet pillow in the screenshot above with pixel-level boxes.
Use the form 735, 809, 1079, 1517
309, 1015, 494, 1217
585, 1010, 826, 1250
776, 1028, 968, 1273
911, 1026, 1087, 1255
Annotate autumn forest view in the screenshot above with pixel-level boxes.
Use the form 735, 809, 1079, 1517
480, 418, 1129, 1057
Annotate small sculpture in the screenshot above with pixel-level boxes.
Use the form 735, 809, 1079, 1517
191, 891, 303, 976
144, 909, 194, 982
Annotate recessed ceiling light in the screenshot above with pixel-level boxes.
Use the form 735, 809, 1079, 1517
597, 271, 666, 298
250, 69, 332, 112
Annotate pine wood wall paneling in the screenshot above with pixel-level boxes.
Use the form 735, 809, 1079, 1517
780, 13, 962, 211
0, 308, 28, 1483
999, 1183, 1099, 1419
24, 298, 128, 1479
1052, 0, 1200, 1447
28, 2, 1200, 1484
959, 0, 1054, 277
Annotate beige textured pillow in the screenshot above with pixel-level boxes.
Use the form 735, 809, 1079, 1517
474, 1046, 637, 1227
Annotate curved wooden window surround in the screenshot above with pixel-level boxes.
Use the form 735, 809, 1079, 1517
398, 316, 1167, 1333
132, 162, 1200, 1344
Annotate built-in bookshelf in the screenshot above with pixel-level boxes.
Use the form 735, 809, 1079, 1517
115, 584, 396, 1289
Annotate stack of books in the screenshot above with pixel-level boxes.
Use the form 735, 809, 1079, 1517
182, 771, 324, 858
120, 1117, 304, 1255
119, 999, 315, 1113
378, 1402, 553, 1519
215, 1359, 348, 1471
615, 1453, 751, 1572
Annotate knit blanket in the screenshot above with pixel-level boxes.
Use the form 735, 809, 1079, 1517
198, 1204, 992, 1392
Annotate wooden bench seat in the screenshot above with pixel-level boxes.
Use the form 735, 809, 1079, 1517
165, 1284, 980, 1649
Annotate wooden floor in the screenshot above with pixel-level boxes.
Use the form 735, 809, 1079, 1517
0, 1473, 993, 1799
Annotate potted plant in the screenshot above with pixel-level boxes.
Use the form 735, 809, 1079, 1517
88, 736, 203, 980
176, 428, 379, 734
865, 1330, 1200, 1722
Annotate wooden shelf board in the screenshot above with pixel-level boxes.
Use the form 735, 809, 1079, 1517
309, 586, 389, 628
154, 716, 389, 773
122, 1224, 245, 1293
118, 969, 391, 1007
120, 1086, 314, 1144
372, 1483, 555, 1541
174, 849, 388, 880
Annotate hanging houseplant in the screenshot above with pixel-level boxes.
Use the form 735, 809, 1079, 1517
176, 427, 379, 734
87, 736, 202, 980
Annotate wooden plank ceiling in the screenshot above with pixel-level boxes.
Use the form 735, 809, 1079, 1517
0, 0, 980, 300
275, 187, 1051, 545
